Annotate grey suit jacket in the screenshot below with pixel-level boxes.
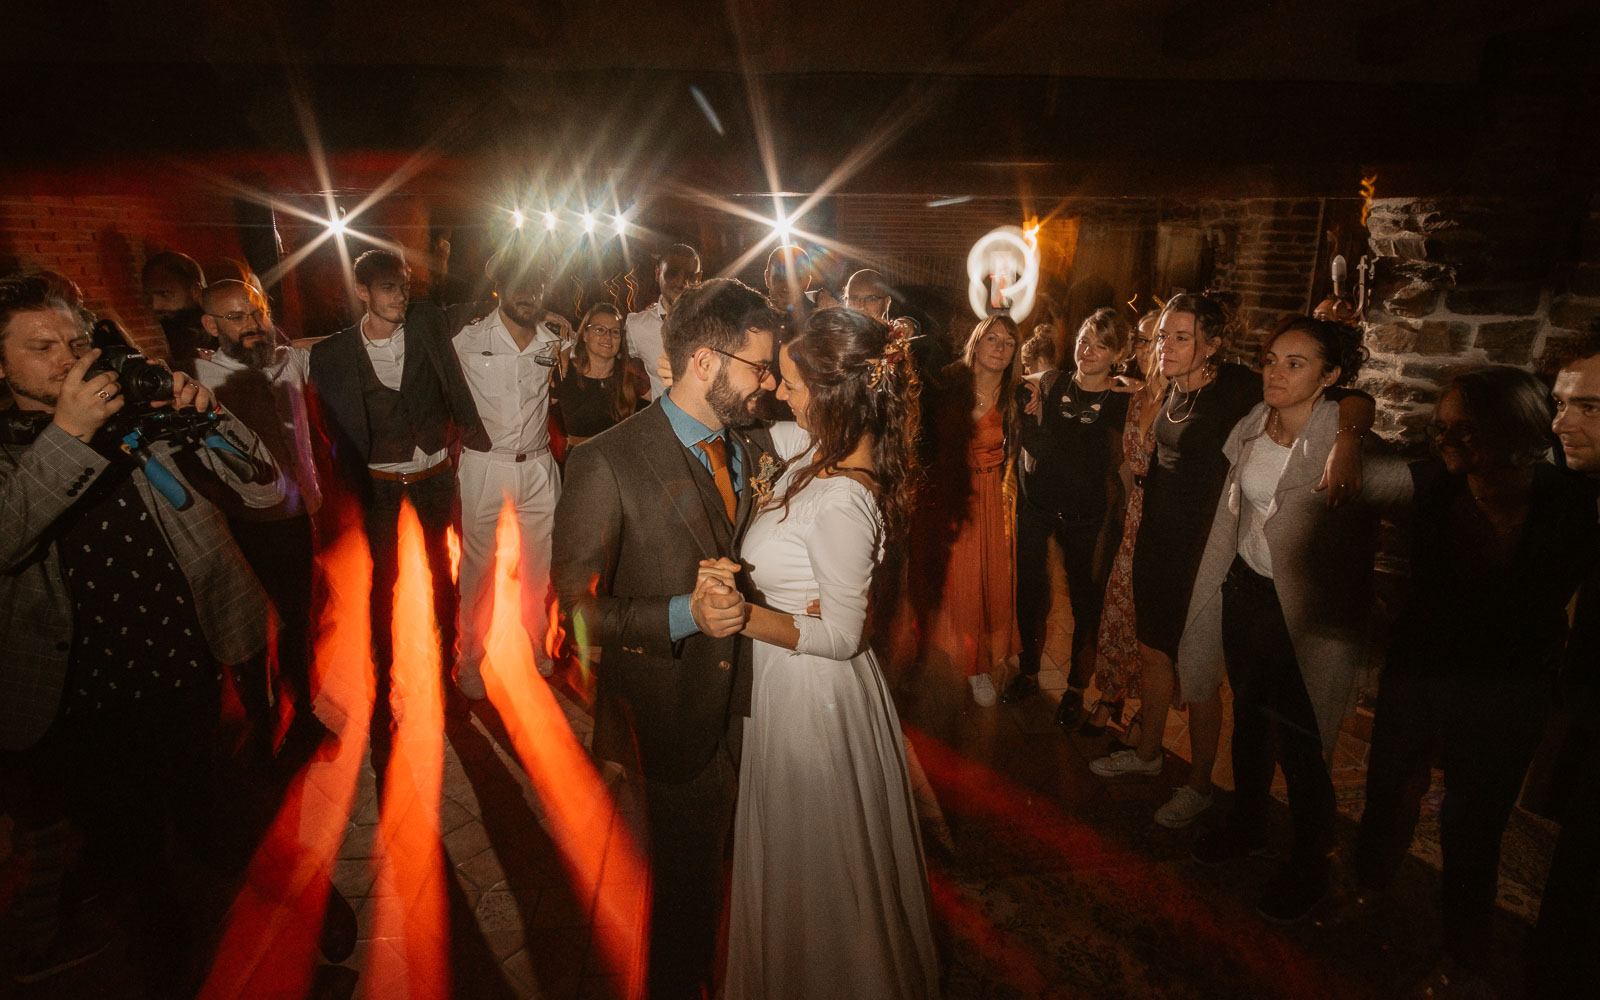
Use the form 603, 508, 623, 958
0, 412, 283, 751
551, 401, 775, 783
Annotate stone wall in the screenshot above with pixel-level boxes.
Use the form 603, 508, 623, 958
1358, 195, 1600, 443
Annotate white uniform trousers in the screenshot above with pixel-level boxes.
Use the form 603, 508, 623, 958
456, 448, 561, 677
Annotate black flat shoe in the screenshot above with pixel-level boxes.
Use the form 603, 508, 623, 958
1000, 673, 1039, 703
1053, 689, 1088, 729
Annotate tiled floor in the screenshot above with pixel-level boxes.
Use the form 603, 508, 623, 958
0, 551, 1560, 999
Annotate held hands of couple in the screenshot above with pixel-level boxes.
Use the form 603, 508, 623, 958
691, 557, 746, 638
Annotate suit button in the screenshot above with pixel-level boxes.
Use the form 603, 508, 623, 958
717, 660, 731, 671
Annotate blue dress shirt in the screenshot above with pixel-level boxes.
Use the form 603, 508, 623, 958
659, 390, 744, 641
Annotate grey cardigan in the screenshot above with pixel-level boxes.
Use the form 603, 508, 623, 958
1176, 399, 1411, 758
1, 413, 283, 751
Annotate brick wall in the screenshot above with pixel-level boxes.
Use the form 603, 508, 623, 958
0, 193, 243, 361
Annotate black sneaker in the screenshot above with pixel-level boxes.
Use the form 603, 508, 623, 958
1256, 865, 1330, 925
1000, 674, 1039, 703
1053, 689, 1088, 728
1191, 826, 1273, 865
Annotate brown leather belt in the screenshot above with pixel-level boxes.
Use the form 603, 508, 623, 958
368, 460, 450, 485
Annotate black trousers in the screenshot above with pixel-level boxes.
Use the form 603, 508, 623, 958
1016, 503, 1107, 681
230, 513, 315, 709
640, 745, 738, 1000
363, 472, 457, 771
1220, 557, 1335, 870
1529, 732, 1600, 993
1355, 667, 1549, 967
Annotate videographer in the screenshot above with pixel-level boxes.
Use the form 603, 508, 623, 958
0, 274, 282, 990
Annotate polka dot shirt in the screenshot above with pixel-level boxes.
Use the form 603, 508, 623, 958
57, 463, 218, 716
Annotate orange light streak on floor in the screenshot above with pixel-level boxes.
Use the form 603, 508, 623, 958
478, 500, 648, 1000
198, 527, 374, 1000
905, 726, 1362, 999
362, 503, 450, 1000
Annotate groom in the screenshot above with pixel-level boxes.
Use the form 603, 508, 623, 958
551, 278, 781, 999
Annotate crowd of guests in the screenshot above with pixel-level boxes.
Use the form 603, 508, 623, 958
0, 231, 1597, 999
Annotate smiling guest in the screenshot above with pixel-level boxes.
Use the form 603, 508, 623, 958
915, 314, 1023, 706
452, 242, 569, 695
1351, 365, 1597, 992
308, 249, 486, 742
1007, 309, 1129, 720
554, 303, 648, 449
194, 279, 328, 755
1176, 317, 1409, 923
1532, 327, 1600, 994
629, 244, 702, 401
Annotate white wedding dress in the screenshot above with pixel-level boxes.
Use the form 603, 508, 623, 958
726, 423, 940, 1000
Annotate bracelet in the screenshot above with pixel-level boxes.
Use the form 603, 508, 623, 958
1335, 425, 1366, 439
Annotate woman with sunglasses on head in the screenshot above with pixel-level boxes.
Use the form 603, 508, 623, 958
1348, 367, 1597, 993
1089, 294, 1375, 830
1175, 317, 1411, 923
553, 303, 648, 450
1004, 309, 1131, 725
913, 314, 1023, 706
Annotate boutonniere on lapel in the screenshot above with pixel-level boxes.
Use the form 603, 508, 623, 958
749, 451, 782, 508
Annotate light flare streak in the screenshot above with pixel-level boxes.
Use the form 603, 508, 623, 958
198, 527, 374, 1000
363, 503, 449, 1000
479, 502, 648, 999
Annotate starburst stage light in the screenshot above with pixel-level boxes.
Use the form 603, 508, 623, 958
544, 210, 558, 231
511, 208, 526, 229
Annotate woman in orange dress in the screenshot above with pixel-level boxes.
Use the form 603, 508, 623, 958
915, 315, 1022, 706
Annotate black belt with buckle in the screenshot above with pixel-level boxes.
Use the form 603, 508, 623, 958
369, 460, 450, 485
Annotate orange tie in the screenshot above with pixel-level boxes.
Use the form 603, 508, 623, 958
695, 436, 738, 523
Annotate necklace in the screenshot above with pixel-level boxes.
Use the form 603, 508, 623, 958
974, 381, 1001, 408
1266, 408, 1295, 446
1063, 374, 1111, 424
1163, 379, 1206, 424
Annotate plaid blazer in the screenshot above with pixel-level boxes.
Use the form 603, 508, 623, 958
0, 411, 283, 751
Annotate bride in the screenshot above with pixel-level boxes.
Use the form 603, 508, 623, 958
696, 307, 940, 999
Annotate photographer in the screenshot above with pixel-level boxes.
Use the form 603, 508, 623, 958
0, 275, 281, 990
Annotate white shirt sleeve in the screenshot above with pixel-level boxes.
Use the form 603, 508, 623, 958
792, 482, 881, 660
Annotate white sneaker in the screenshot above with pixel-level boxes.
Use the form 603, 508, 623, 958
453, 662, 488, 701
1154, 786, 1214, 829
969, 674, 997, 707
1089, 748, 1164, 777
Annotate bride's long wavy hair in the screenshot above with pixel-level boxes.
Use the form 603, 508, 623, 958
776, 307, 922, 545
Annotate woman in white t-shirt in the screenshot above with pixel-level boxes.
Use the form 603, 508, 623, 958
1174, 317, 1410, 924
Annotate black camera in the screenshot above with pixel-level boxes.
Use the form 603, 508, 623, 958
85, 345, 174, 410
86, 319, 175, 410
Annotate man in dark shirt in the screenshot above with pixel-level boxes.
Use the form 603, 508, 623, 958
1530, 329, 1600, 993
141, 251, 209, 375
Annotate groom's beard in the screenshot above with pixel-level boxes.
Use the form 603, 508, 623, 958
707, 366, 763, 430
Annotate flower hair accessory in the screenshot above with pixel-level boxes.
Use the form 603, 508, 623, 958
864, 328, 912, 390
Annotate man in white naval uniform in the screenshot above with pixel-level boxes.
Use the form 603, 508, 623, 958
452, 246, 564, 697
626, 243, 701, 402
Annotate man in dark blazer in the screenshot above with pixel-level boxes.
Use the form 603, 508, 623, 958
552, 278, 782, 1000
307, 250, 486, 747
